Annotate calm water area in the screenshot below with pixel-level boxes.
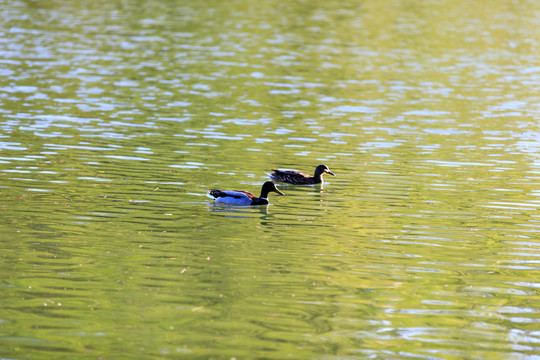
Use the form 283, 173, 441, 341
1, 0, 540, 359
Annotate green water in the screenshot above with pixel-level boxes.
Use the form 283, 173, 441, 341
1, 0, 539, 359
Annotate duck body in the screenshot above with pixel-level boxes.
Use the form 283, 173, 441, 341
208, 181, 284, 206
267, 164, 335, 185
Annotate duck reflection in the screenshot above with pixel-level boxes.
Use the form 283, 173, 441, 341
208, 202, 270, 216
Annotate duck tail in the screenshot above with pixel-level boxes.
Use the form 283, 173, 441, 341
265, 172, 276, 181
207, 190, 220, 199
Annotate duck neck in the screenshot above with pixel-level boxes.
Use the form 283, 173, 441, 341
255, 196, 269, 205
313, 170, 324, 182
259, 189, 270, 199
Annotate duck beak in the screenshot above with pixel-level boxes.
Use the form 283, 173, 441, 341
326, 170, 335, 176
274, 188, 285, 196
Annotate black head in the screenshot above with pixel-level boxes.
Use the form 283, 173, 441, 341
314, 164, 335, 177
260, 181, 285, 197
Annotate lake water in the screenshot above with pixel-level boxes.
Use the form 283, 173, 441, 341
1, 0, 539, 359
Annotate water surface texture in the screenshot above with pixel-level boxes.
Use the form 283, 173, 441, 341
1, 0, 540, 359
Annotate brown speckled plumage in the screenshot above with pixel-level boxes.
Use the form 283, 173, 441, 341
267, 164, 335, 185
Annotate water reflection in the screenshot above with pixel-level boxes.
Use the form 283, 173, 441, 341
207, 203, 271, 217
2, 0, 540, 358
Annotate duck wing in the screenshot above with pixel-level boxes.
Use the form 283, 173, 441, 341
209, 189, 254, 199
231, 190, 256, 199
272, 169, 310, 177
208, 189, 255, 205
269, 169, 313, 184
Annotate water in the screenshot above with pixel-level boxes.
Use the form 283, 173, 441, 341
1, 0, 540, 358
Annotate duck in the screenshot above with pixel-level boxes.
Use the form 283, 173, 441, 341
207, 181, 284, 206
266, 164, 335, 185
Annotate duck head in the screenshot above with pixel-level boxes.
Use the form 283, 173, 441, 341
314, 164, 335, 177
260, 181, 285, 198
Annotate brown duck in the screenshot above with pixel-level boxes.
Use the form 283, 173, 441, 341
266, 164, 335, 185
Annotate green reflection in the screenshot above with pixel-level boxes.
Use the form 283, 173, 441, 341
1, 0, 540, 359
